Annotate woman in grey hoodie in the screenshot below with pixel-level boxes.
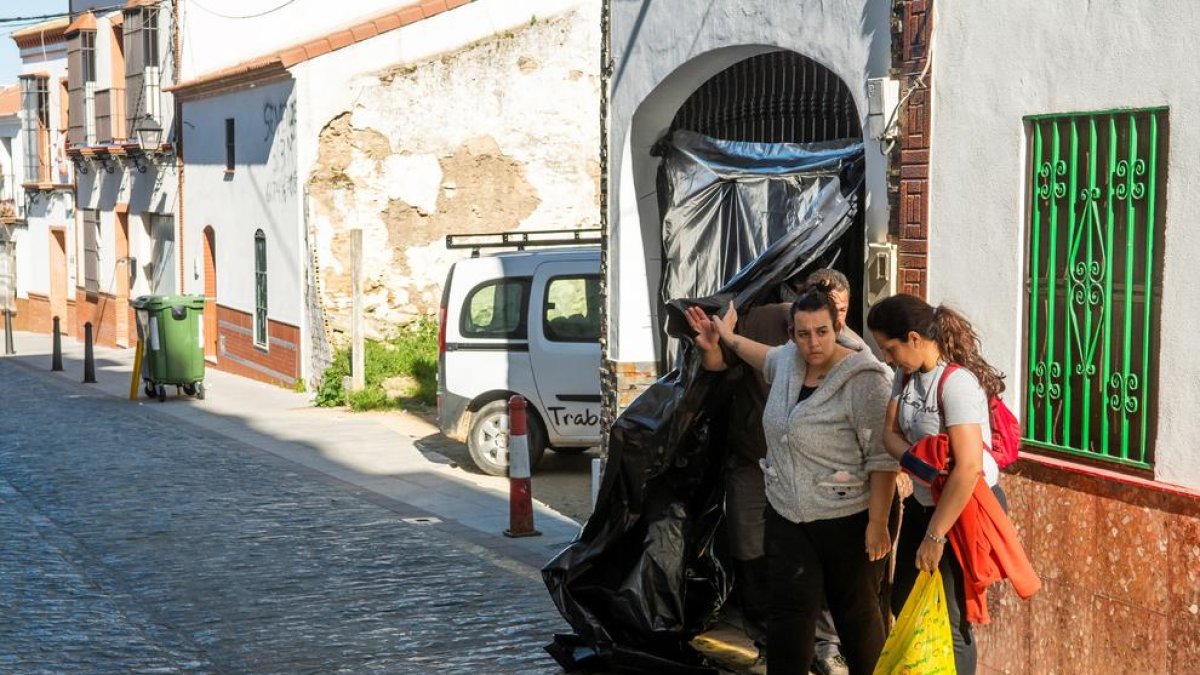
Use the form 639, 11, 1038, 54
685, 283, 896, 675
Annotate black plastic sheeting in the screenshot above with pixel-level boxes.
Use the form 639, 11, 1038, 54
543, 132, 866, 672
659, 130, 866, 304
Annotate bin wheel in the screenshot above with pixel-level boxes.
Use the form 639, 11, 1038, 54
183, 383, 196, 396
156, 385, 167, 402
196, 382, 205, 400
144, 381, 156, 399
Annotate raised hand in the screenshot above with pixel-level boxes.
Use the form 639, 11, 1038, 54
684, 305, 721, 354
715, 301, 738, 340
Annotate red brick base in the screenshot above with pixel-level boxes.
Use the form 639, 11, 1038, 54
213, 304, 299, 387
74, 289, 130, 348
8, 293, 60, 333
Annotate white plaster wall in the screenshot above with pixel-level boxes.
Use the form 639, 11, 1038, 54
17, 42, 74, 298
291, 0, 599, 334
180, 79, 302, 324
178, 0, 431, 81
21, 192, 75, 296
75, 156, 178, 298
607, 0, 892, 363
927, 0, 1200, 489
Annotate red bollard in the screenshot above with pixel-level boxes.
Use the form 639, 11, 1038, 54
504, 395, 541, 538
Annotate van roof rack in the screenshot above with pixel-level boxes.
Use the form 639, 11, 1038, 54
446, 228, 602, 257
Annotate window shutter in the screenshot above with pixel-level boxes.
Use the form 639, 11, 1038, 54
123, 9, 144, 139
66, 33, 85, 147
83, 210, 99, 293
19, 77, 39, 181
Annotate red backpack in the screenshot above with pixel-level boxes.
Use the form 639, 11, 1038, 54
908, 364, 1021, 469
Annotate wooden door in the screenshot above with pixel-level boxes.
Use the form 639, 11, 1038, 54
49, 229, 67, 330
202, 226, 217, 358
115, 210, 130, 346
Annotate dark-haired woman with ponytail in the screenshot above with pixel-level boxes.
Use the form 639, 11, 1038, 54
866, 294, 1007, 675
686, 283, 896, 675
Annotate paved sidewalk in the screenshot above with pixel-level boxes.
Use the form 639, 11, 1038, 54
0, 360, 572, 672
2, 330, 582, 569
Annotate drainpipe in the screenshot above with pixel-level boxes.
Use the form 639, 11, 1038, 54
598, 0, 612, 460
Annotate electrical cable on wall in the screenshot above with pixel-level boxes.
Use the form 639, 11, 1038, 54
879, 1, 936, 155
190, 0, 299, 20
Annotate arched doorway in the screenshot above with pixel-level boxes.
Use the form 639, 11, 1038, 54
669, 51, 861, 144
202, 226, 217, 358
651, 51, 866, 364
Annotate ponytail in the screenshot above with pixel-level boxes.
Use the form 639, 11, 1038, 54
867, 294, 1006, 399
929, 306, 1006, 399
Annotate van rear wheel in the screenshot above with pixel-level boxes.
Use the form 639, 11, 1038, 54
468, 400, 546, 477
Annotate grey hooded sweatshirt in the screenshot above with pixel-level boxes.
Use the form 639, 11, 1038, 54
760, 342, 896, 524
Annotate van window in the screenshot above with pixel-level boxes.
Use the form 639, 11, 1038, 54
544, 275, 601, 342
462, 278, 530, 338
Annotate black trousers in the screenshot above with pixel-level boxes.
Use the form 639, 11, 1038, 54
765, 506, 886, 675
891, 487, 1008, 675
726, 461, 842, 654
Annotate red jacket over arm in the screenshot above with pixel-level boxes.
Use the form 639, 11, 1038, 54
906, 434, 1041, 624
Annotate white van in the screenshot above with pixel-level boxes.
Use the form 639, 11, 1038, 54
437, 247, 601, 475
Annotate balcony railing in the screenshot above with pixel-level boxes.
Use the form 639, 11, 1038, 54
95, 87, 127, 145
1, 174, 24, 220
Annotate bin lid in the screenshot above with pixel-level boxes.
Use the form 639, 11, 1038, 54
130, 294, 206, 310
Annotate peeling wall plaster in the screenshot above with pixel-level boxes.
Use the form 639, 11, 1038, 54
305, 6, 601, 341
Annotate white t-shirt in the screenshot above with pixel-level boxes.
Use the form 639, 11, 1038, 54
890, 364, 999, 506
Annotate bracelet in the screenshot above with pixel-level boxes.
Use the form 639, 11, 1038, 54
925, 530, 947, 545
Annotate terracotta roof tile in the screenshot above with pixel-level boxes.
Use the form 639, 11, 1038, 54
278, 47, 310, 68
303, 40, 332, 61
0, 85, 20, 117
326, 30, 355, 51
350, 23, 379, 42
373, 14, 403, 33
65, 11, 97, 35
420, 0, 449, 16
172, 0, 472, 96
397, 6, 424, 25
10, 17, 70, 44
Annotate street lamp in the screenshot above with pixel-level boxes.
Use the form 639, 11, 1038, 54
132, 115, 162, 173
135, 114, 163, 150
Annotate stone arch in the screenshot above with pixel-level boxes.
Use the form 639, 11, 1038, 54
610, 47, 865, 366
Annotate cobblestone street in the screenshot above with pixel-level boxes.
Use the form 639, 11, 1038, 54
0, 360, 569, 673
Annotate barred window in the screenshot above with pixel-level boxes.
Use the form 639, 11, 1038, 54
81, 31, 96, 83
254, 229, 267, 348
1023, 108, 1167, 469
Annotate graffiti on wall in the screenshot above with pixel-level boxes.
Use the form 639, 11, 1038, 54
263, 98, 298, 204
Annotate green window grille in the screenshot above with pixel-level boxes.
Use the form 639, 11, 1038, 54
254, 230, 268, 348
1023, 108, 1167, 469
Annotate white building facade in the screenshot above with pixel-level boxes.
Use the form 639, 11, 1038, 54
604, 0, 894, 403
922, 2, 1200, 670
65, 0, 180, 348
10, 19, 76, 336
173, 0, 601, 387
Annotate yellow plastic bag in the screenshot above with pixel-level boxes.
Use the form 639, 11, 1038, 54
873, 569, 955, 675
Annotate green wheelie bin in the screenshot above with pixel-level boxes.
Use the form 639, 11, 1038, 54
131, 295, 207, 401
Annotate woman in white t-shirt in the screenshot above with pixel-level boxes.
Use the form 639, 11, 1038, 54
866, 294, 1007, 675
